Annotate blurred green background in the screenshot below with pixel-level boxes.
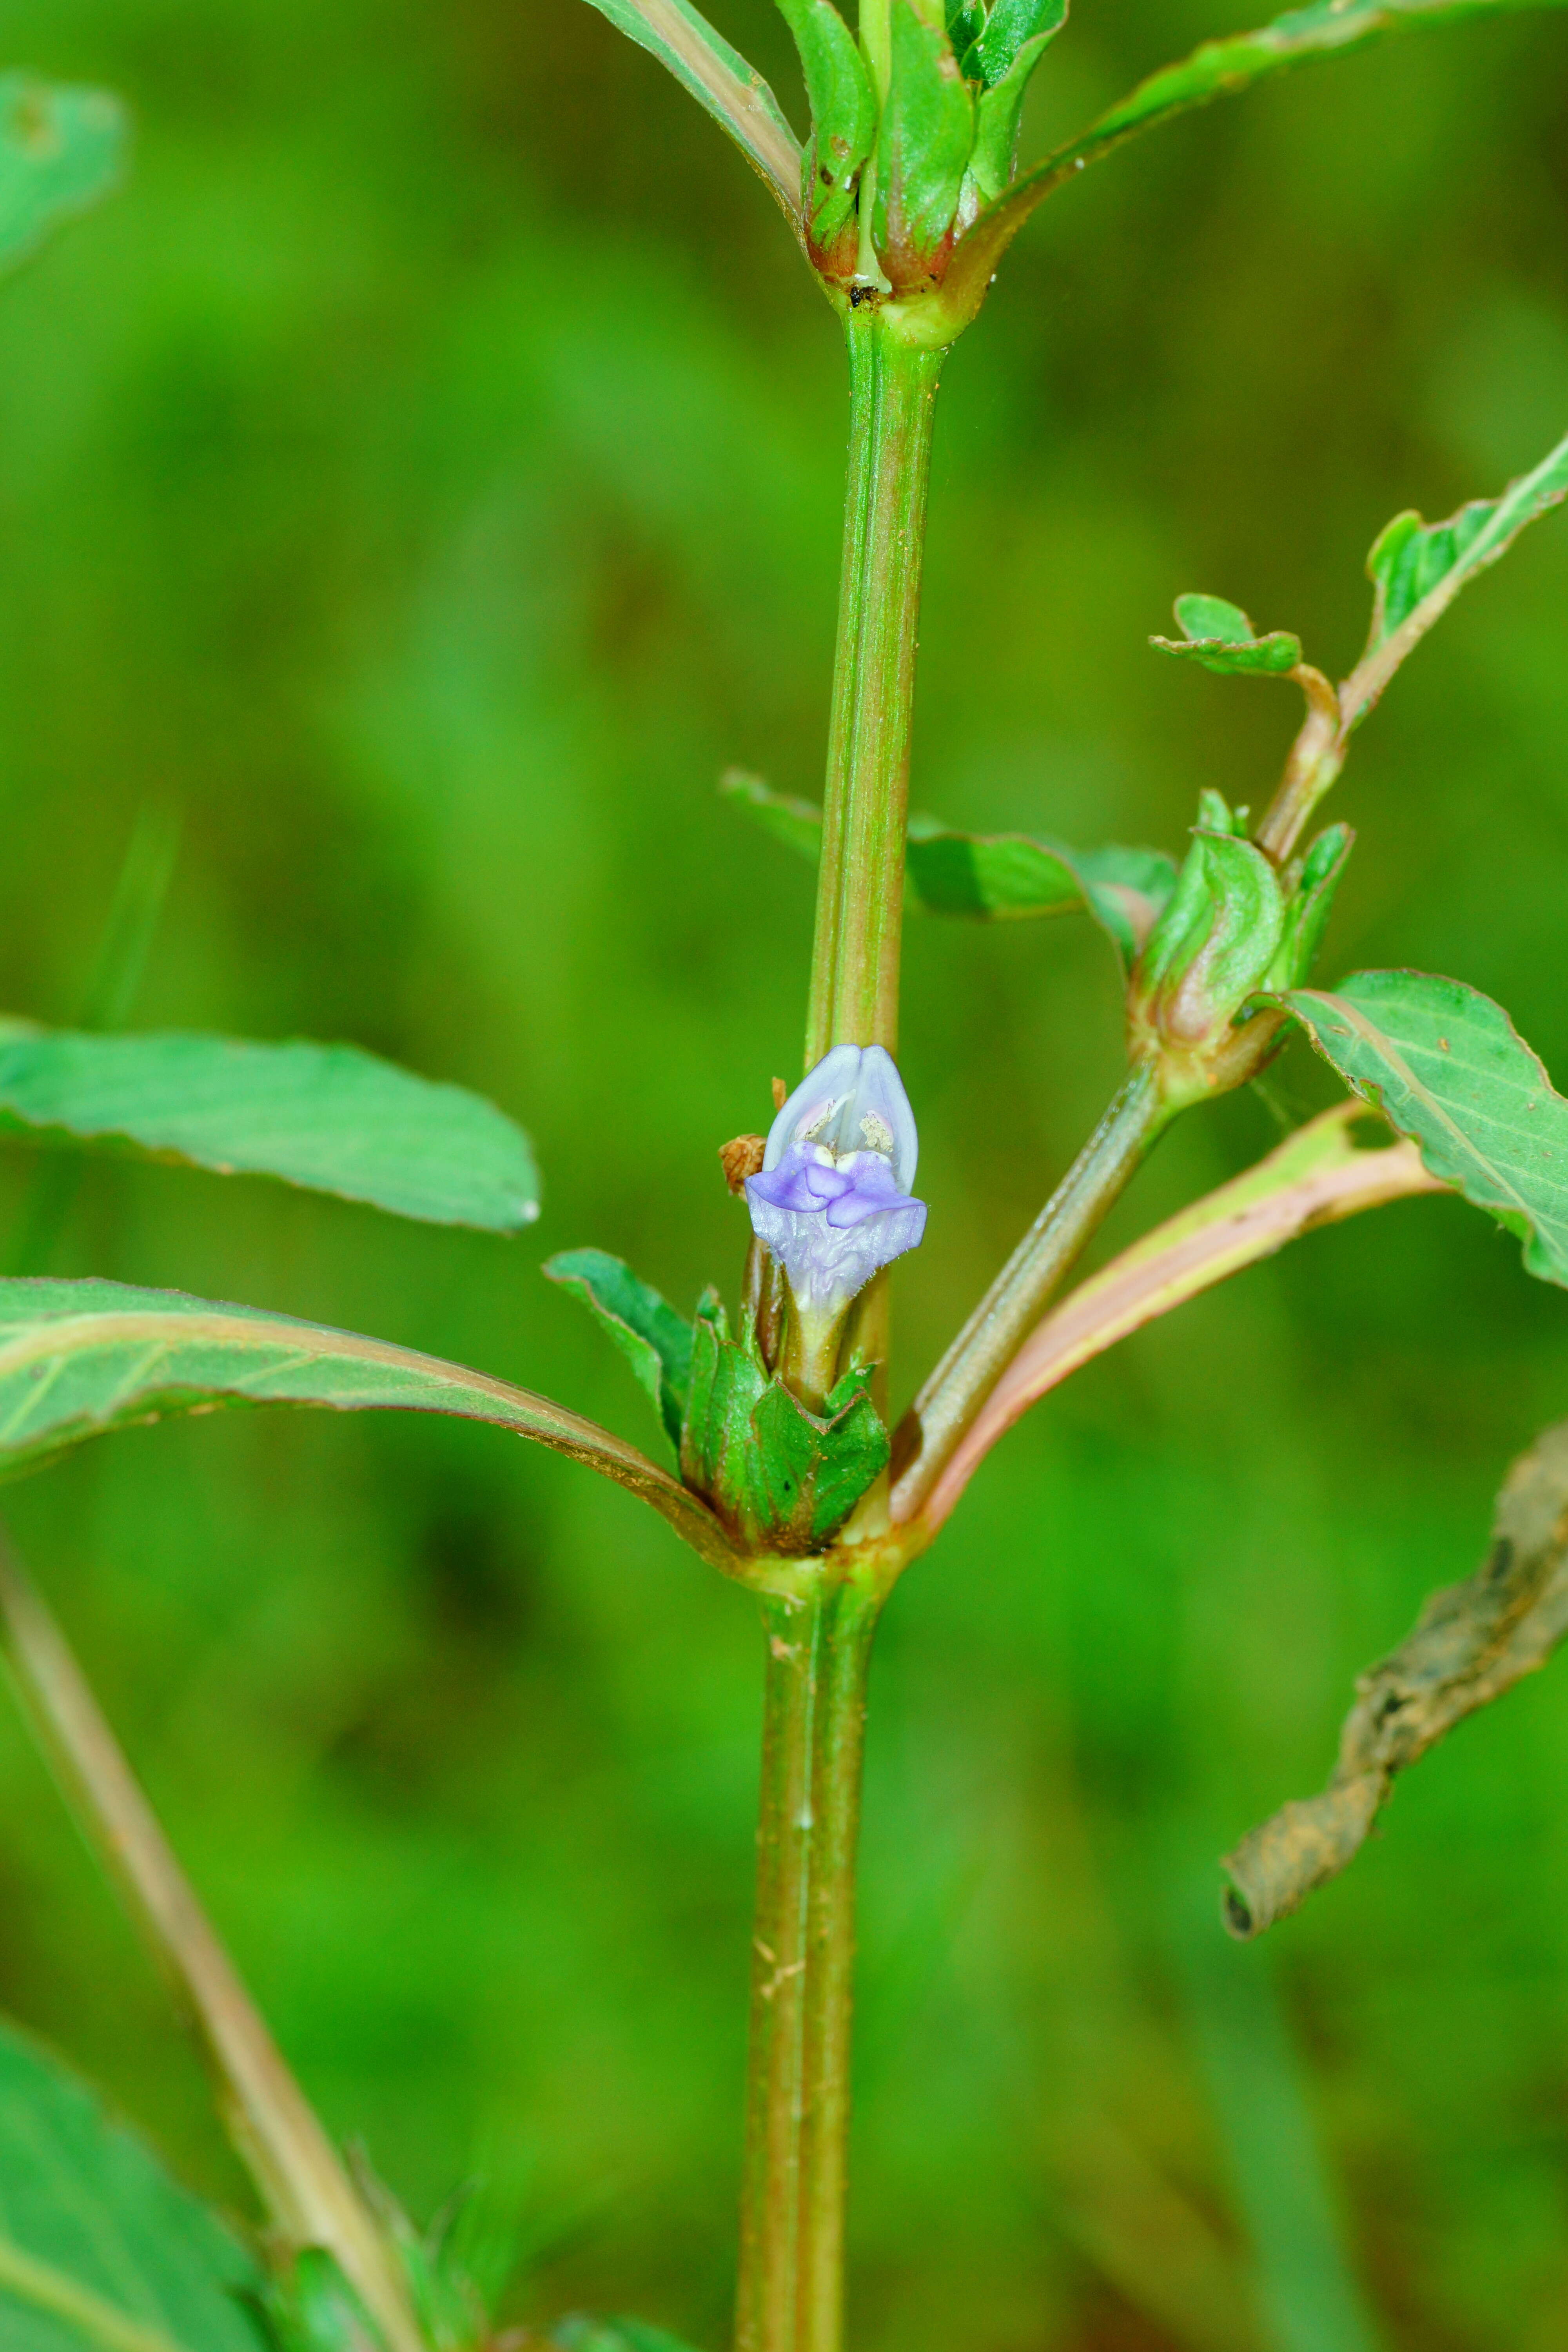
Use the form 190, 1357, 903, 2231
0, 0, 1566, 2345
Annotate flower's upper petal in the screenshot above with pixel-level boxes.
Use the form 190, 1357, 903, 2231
762, 1042, 864, 1173
847, 1045, 919, 1189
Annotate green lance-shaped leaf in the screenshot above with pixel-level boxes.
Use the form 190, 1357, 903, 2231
1224, 1418, 1568, 1938
0, 1278, 742, 1574
937, 0, 1568, 331
0, 2016, 263, 2352
1345, 425, 1568, 724
1151, 592, 1304, 678
720, 770, 1177, 954
0, 1027, 539, 1232
963, 0, 1069, 204
1279, 970, 1568, 1285
0, 74, 126, 274
576, 0, 803, 221
876, 0, 976, 275
544, 1248, 694, 1453
774, 0, 877, 248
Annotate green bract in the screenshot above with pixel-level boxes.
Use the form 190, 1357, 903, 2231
1129, 828, 1287, 1089
681, 1293, 890, 1553
1261, 824, 1355, 993
776, 0, 877, 252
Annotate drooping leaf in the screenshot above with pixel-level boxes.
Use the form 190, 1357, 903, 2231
0, 2014, 263, 2352
1223, 1419, 1568, 1937
939, 0, 1568, 325
1151, 592, 1303, 677
544, 1248, 695, 1453
903, 813, 1081, 916
0, 1278, 740, 1574
576, 0, 803, 219
720, 770, 1177, 950
0, 74, 125, 274
1279, 970, 1568, 1285
1345, 425, 1568, 719
0, 1028, 540, 1232
774, 0, 877, 247
720, 768, 824, 862
876, 0, 976, 270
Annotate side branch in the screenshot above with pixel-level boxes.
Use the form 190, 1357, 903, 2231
900, 1105, 1445, 1539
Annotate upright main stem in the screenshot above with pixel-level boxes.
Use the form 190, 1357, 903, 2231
736, 1577, 882, 2352
737, 308, 944, 2352
805, 312, 944, 1065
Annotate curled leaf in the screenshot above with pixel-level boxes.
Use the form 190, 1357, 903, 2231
1224, 1419, 1568, 1936
1151, 592, 1303, 677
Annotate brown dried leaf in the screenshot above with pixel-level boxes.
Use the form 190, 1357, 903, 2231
1223, 1420, 1568, 1936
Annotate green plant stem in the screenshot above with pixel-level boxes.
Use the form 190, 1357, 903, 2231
804, 311, 944, 1064
891, 1058, 1167, 1520
737, 299, 943, 2352
736, 1572, 883, 2352
0, 1543, 426, 2352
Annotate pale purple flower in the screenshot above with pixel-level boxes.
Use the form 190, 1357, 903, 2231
745, 1044, 927, 1318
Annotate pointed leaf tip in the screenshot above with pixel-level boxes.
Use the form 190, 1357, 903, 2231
0, 1028, 541, 1231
